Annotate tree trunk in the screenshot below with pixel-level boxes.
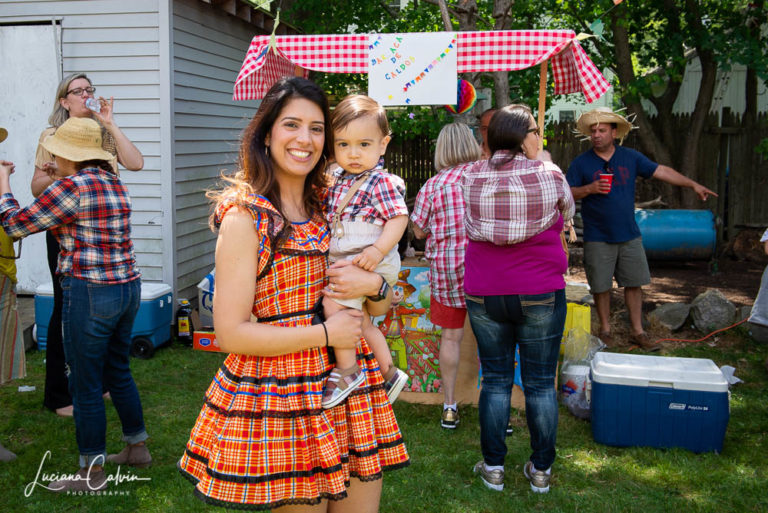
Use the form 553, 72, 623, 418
491, 73, 510, 107
436, 0, 453, 30
491, 0, 513, 107
610, 7, 675, 168
678, 0, 718, 207
743, 0, 764, 205
743, 0, 763, 128
452, 0, 478, 30
610, 4, 683, 206
645, 0, 683, 154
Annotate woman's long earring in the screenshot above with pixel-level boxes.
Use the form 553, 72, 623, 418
265, 145, 270, 158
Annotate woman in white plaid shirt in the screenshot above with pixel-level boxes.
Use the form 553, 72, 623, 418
411, 122, 481, 430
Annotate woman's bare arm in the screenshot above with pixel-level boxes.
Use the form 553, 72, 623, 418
213, 208, 362, 355
31, 165, 55, 197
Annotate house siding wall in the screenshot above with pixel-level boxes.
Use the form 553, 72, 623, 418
643, 58, 768, 117
172, 0, 262, 301
0, 0, 167, 283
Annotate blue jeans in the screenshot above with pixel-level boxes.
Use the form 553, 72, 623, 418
466, 289, 566, 471
61, 276, 147, 467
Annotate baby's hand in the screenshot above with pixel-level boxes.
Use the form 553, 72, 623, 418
352, 246, 384, 272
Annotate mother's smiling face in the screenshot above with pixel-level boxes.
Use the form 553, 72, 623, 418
265, 98, 326, 182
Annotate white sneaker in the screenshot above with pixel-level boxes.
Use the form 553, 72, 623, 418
322, 366, 364, 409
384, 368, 409, 404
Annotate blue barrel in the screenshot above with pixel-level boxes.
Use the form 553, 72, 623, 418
634, 209, 716, 260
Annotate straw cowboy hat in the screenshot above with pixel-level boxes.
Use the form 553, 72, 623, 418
0, 127, 7, 143
576, 107, 634, 140
41, 117, 113, 162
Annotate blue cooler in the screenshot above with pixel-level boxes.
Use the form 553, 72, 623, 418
33, 282, 55, 351
590, 352, 729, 453
34, 281, 173, 358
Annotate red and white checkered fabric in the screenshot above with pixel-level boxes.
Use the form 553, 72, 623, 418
234, 30, 609, 103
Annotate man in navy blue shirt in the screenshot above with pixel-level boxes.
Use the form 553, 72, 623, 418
567, 108, 716, 350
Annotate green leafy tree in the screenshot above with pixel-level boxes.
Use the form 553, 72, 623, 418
281, 0, 766, 191
554, 0, 767, 206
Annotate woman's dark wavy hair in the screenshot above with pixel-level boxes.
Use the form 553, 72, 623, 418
487, 104, 533, 168
209, 77, 332, 229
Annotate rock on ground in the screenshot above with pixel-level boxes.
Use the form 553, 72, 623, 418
691, 289, 737, 333
649, 303, 691, 331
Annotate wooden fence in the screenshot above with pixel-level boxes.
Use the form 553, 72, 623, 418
549, 111, 768, 239
386, 137, 436, 201
387, 112, 768, 239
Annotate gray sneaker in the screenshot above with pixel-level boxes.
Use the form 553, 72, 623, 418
523, 461, 551, 493
473, 460, 504, 491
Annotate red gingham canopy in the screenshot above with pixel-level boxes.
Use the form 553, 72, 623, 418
234, 30, 610, 103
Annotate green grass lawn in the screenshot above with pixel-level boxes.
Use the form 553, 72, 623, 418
1, 333, 767, 513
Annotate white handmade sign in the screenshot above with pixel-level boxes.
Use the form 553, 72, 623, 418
368, 32, 458, 106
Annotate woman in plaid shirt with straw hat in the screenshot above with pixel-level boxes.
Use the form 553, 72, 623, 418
0, 116, 147, 492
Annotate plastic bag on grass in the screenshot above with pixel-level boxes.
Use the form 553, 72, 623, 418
562, 327, 605, 364
560, 328, 605, 416
564, 388, 591, 420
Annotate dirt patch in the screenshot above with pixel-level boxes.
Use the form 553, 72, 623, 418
566, 257, 763, 349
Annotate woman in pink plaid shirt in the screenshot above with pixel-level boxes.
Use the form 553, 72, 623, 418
463, 105, 574, 495
411, 122, 481, 430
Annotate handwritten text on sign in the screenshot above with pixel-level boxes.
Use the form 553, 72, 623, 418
368, 32, 458, 106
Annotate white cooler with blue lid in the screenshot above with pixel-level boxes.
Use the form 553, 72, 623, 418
590, 352, 729, 453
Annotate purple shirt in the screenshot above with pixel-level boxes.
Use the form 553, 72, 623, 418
464, 216, 566, 296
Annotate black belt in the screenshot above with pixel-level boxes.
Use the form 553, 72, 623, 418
257, 297, 324, 325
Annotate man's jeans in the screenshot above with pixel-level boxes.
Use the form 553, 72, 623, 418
61, 276, 147, 467
466, 289, 566, 471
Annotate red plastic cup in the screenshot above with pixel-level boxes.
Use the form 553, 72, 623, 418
599, 173, 613, 193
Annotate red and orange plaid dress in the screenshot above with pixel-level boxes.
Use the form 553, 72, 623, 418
178, 195, 409, 510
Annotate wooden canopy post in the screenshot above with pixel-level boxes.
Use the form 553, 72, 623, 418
537, 60, 548, 153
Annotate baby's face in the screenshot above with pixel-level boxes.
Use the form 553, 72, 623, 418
333, 115, 390, 175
